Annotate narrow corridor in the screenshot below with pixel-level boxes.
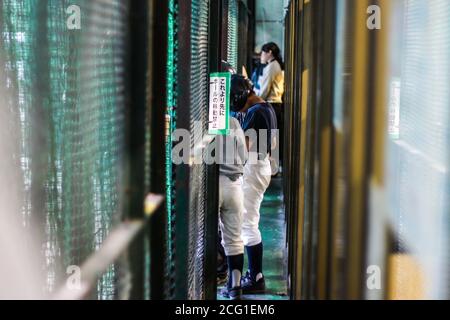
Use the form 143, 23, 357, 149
218, 176, 288, 300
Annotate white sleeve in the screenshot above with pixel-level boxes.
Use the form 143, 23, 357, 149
255, 63, 275, 100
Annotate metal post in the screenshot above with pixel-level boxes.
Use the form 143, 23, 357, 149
204, 0, 223, 300
172, 0, 193, 299
127, 0, 151, 300
149, 0, 170, 300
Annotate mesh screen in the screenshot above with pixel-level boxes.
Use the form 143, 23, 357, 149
187, 0, 210, 300
226, 0, 239, 70
165, 0, 210, 300
386, 0, 450, 299
166, 0, 178, 298
0, 0, 129, 299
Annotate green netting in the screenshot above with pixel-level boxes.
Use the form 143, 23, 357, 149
1, 0, 38, 228
226, 0, 239, 70
166, 0, 178, 298
187, 0, 209, 300
1, 0, 129, 299
165, 0, 210, 300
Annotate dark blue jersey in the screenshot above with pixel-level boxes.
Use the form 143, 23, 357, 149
241, 102, 277, 155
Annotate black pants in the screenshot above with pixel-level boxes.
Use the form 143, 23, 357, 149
271, 103, 284, 164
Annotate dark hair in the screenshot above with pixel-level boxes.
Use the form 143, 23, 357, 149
262, 42, 284, 70
230, 74, 253, 112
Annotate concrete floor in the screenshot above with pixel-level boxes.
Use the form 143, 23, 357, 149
218, 176, 289, 300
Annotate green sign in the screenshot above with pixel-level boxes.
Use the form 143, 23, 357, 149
208, 72, 230, 135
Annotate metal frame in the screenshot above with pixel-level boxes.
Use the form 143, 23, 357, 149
172, 0, 218, 300
284, 0, 376, 300
204, 0, 223, 301
301, 0, 316, 299
328, 0, 354, 299
172, 0, 194, 299
127, 0, 153, 299
364, 0, 391, 300
346, 0, 371, 299
149, 0, 170, 300
284, 0, 305, 300
127, 0, 171, 300
312, 0, 337, 300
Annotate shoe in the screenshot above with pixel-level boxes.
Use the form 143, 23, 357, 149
221, 286, 242, 300
241, 271, 266, 294
229, 286, 243, 300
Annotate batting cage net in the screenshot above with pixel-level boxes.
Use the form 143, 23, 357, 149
0, 0, 236, 300
0, 0, 129, 299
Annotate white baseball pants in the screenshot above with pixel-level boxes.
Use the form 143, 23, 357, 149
218, 175, 245, 256
242, 157, 272, 247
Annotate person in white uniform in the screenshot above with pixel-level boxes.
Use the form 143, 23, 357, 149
216, 96, 248, 300
216, 60, 238, 287
229, 74, 277, 294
